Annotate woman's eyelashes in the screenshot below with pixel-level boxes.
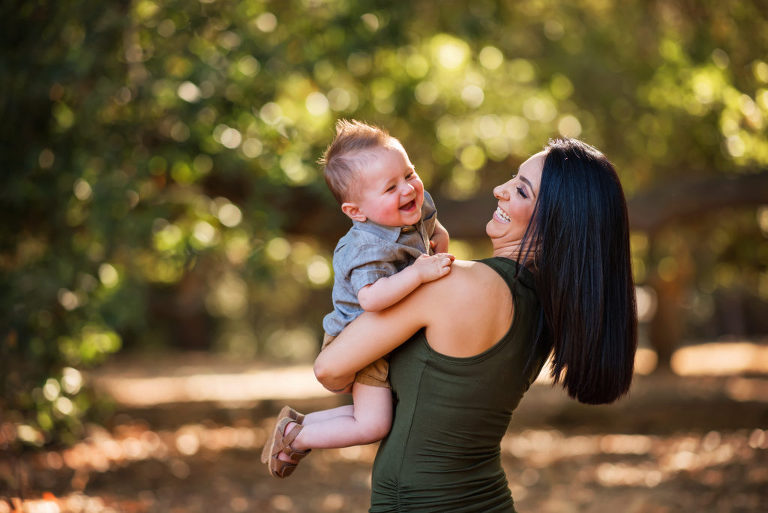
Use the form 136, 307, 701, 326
516, 186, 528, 199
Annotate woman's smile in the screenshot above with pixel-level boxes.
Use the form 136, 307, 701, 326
493, 206, 511, 223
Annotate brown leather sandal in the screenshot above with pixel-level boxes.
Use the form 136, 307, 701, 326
260, 406, 310, 478
262, 417, 311, 478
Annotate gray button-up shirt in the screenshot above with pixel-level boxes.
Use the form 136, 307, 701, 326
322, 191, 438, 336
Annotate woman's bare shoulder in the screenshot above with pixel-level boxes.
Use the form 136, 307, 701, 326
417, 259, 515, 357
418, 260, 513, 321
433, 259, 506, 290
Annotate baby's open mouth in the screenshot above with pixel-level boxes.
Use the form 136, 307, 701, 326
400, 200, 416, 211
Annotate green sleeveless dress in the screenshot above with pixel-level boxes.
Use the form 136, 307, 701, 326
369, 257, 548, 513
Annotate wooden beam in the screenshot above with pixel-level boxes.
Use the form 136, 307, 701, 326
626, 170, 768, 233
278, 171, 768, 241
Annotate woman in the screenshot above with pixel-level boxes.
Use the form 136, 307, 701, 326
314, 138, 637, 512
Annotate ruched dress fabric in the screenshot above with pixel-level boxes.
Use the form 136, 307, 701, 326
369, 257, 549, 513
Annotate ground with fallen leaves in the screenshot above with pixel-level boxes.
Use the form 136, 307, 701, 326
2, 356, 767, 513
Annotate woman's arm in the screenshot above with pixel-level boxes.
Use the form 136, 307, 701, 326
315, 260, 509, 392
314, 274, 441, 392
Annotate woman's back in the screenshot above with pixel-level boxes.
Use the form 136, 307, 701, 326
370, 257, 549, 513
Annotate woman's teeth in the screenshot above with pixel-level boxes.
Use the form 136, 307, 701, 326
495, 207, 511, 223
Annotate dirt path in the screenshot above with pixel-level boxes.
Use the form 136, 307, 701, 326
3, 357, 768, 513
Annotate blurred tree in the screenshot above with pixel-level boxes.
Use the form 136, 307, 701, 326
1, 0, 767, 445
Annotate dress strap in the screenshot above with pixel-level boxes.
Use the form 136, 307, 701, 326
477, 257, 535, 294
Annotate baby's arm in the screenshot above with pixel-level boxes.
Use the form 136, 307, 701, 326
357, 253, 454, 312
430, 219, 450, 254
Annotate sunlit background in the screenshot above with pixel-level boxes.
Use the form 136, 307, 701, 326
1, 0, 767, 512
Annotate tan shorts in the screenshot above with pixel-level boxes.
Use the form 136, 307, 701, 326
322, 333, 390, 388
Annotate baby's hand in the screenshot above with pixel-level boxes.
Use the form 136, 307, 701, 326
412, 253, 455, 283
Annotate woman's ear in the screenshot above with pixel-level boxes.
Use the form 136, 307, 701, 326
341, 202, 367, 222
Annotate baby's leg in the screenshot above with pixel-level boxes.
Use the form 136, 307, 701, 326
348, 383, 393, 443
285, 383, 392, 453
302, 404, 354, 425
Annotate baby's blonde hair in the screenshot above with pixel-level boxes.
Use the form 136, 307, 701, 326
319, 119, 394, 204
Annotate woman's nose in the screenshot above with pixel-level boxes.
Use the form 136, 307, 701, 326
493, 184, 508, 199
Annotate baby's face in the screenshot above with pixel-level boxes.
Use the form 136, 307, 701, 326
351, 145, 424, 227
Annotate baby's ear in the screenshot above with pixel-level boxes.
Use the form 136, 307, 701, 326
341, 202, 367, 222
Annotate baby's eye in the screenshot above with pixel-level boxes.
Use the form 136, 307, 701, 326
405, 172, 414, 180
386, 185, 396, 192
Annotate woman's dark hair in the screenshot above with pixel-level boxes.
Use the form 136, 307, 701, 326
521, 138, 637, 404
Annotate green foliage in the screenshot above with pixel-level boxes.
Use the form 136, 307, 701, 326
1, 0, 767, 446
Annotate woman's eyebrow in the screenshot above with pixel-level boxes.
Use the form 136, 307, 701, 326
519, 175, 536, 198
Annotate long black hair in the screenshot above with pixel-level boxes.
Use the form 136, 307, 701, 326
521, 138, 637, 404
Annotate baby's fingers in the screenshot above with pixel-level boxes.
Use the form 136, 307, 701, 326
438, 257, 453, 276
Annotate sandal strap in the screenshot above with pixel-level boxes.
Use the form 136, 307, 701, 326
272, 458, 298, 478
270, 419, 310, 458
287, 407, 305, 425
284, 445, 311, 460
269, 418, 293, 458
282, 421, 302, 447
280, 422, 311, 459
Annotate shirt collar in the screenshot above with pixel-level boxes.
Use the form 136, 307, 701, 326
352, 218, 413, 242
351, 190, 434, 243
